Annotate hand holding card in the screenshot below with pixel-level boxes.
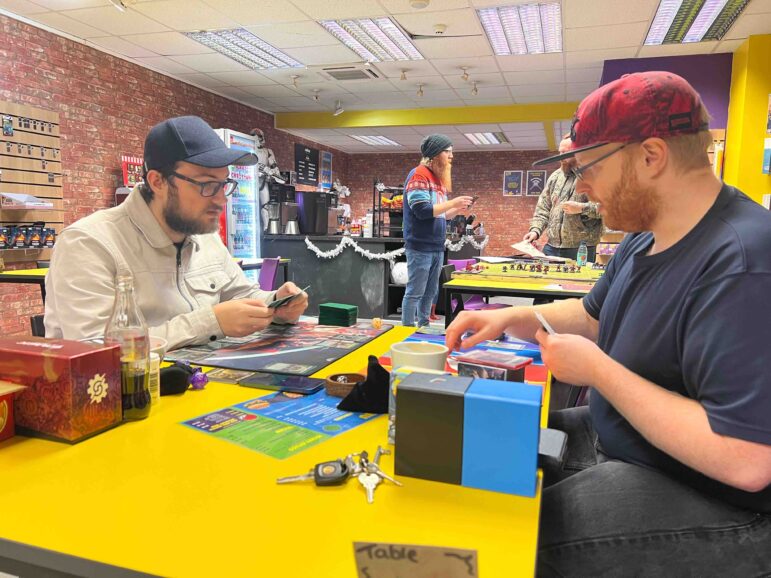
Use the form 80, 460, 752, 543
268, 285, 310, 309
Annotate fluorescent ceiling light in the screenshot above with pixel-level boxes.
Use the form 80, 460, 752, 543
109, 0, 127, 12
352, 135, 401, 146
464, 132, 510, 145
184, 29, 302, 69
478, 3, 562, 56
320, 18, 424, 62
645, 0, 750, 44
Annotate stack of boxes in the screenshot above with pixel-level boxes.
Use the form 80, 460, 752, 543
394, 373, 543, 497
318, 303, 358, 327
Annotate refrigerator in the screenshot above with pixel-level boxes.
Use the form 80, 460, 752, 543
214, 129, 261, 262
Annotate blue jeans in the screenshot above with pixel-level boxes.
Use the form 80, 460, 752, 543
538, 407, 771, 577
401, 249, 443, 327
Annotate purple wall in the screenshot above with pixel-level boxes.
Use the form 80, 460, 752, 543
600, 53, 733, 128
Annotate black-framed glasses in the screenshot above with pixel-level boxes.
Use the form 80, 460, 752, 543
571, 144, 628, 181
169, 171, 239, 197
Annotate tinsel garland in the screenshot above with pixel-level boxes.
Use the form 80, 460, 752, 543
444, 235, 490, 252
305, 234, 489, 260
305, 236, 406, 261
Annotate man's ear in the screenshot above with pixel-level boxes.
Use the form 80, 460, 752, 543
639, 138, 668, 179
146, 169, 168, 200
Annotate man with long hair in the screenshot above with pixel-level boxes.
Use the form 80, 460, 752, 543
400, 135, 473, 327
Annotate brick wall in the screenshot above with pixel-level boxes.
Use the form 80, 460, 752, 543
345, 150, 551, 255
0, 14, 348, 336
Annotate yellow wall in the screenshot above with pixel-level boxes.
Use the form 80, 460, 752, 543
724, 34, 771, 203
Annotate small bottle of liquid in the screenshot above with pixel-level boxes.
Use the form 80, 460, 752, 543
105, 275, 151, 420
576, 241, 588, 267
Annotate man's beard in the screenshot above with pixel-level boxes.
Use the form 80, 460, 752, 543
163, 186, 219, 236
431, 157, 452, 191
603, 155, 658, 232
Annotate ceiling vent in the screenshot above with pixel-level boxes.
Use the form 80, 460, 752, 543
315, 63, 383, 81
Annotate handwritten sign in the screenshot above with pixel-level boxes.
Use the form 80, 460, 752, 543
354, 542, 478, 578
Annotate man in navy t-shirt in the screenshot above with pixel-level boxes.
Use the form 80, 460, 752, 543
446, 71, 771, 576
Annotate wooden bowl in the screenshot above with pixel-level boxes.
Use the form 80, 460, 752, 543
325, 373, 365, 398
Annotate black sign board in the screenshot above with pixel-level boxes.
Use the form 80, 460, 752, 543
294, 143, 319, 186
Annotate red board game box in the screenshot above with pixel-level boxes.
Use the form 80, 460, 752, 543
0, 337, 122, 443
455, 350, 533, 382
0, 382, 25, 442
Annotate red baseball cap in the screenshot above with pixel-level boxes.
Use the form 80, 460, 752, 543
534, 71, 708, 166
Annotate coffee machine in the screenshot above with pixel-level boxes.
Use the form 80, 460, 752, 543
268, 181, 298, 234
265, 203, 281, 235
295, 191, 330, 235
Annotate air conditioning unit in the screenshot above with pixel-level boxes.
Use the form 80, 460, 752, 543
313, 63, 384, 81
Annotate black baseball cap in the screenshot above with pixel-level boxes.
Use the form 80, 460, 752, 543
143, 116, 258, 171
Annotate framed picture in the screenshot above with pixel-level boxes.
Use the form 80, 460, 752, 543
526, 170, 547, 196
502, 170, 523, 196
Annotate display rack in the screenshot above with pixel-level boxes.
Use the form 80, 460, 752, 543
0, 100, 62, 265
372, 180, 404, 238
596, 230, 625, 264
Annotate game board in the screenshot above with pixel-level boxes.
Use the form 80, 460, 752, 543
451, 262, 604, 284
166, 321, 392, 375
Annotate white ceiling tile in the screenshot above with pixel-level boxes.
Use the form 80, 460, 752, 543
395, 77, 451, 91
444, 71, 505, 88
32, 0, 107, 8
745, 0, 771, 13
88, 35, 158, 58
496, 52, 564, 71
214, 86, 254, 99
515, 94, 570, 103
131, 0, 238, 31
563, 0, 659, 28
565, 22, 649, 51
245, 21, 338, 49
375, 59, 441, 78
289, 0, 387, 19
637, 41, 719, 58
499, 122, 546, 132
375, 126, 423, 136
461, 96, 514, 106
511, 83, 565, 97
379, 0, 470, 11
723, 11, 771, 39
412, 36, 492, 59
565, 47, 637, 68
170, 52, 249, 72
503, 69, 565, 85
282, 44, 360, 66
713, 39, 746, 53
0, 0, 52, 14
459, 123, 506, 132
393, 8, 482, 37
200, 0, 307, 25
175, 73, 230, 88
413, 88, 463, 101
207, 70, 274, 85
133, 55, 197, 74
462, 85, 511, 98
567, 81, 599, 94
242, 84, 302, 98
257, 68, 327, 83
566, 92, 593, 101
62, 6, 169, 35
121, 32, 213, 55
430, 56, 499, 75
565, 67, 602, 83
34, 11, 109, 37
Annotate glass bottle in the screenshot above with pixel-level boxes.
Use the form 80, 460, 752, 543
105, 274, 151, 420
576, 241, 588, 267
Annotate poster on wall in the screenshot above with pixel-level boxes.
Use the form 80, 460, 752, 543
766, 94, 771, 134
526, 170, 547, 196
294, 143, 319, 186
763, 138, 771, 175
502, 170, 523, 196
320, 150, 333, 190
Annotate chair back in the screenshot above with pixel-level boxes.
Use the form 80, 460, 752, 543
257, 258, 280, 291
30, 314, 45, 337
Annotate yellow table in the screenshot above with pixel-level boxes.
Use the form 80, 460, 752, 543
0, 327, 549, 577
444, 277, 593, 327
0, 267, 47, 301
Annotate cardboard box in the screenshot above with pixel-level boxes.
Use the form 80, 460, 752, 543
455, 350, 532, 382
0, 382, 26, 442
0, 337, 122, 443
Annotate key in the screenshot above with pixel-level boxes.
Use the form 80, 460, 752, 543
358, 471, 380, 503
277, 459, 350, 486
373, 445, 390, 465
369, 445, 403, 486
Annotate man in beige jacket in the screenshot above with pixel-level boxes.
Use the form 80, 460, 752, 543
45, 116, 307, 350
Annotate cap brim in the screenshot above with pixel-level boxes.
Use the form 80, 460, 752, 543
186, 147, 259, 168
532, 141, 607, 167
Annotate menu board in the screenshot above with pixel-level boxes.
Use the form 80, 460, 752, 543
294, 143, 319, 186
